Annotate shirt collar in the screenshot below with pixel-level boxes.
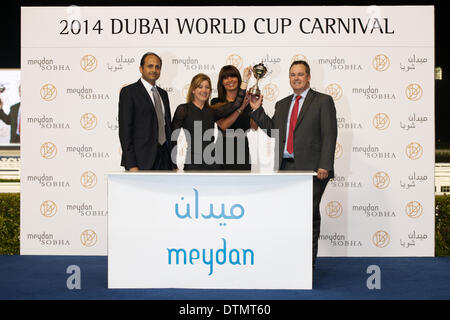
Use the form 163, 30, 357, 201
140, 78, 156, 93
293, 87, 310, 101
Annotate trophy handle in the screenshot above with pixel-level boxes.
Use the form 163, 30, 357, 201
249, 78, 261, 97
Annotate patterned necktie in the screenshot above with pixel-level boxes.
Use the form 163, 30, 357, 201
151, 86, 166, 145
286, 95, 302, 154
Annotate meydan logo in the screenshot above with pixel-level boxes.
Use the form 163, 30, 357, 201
167, 238, 254, 276
175, 188, 245, 222
168, 188, 253, 276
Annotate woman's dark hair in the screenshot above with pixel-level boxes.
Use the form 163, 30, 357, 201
216, 65, 242, 102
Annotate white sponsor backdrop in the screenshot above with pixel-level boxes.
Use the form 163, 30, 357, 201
108, 173, 313, 289
20, 6, 434, 256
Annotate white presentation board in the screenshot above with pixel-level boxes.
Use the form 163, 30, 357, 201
108, 172, 313, 289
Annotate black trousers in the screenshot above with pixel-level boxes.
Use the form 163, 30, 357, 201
280, 158, 329, 267
153, 141, 173, 170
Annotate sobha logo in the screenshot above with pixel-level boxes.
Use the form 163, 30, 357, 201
80, 171, 97, 189
225, 54, 243, 70
262, 83, 279, 102
40, 142, 57, 159
372, 230, 390, 248
406, 142, 423, 160
325, 201, 343, 218
406, 83, 423, 101
373, 113, 390, 130
406, 201, 423, 219
291, 54, 308, 63
40, 200, 57, 218
40, 84, 57, 101
373, 171, 390, 189
372, 54, 390, 72
80, 229, 97, 247
80, 113, 97, 130
80, 54, 98, 72
335, 143, 343, 160
182, 83, 190, 100
325, 83, 343, 101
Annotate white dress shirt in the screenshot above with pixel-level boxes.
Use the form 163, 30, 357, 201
140, 78, 166, 119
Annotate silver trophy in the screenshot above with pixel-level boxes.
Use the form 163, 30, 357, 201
249, 63, 268, 97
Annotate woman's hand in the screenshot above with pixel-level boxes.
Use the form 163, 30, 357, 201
249, 94, 263, 111
242, 91, 251, 108
242, 66, 252, 82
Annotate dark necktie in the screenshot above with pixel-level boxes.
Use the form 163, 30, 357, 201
151, 86, 166, 145
286, 95, 302, 154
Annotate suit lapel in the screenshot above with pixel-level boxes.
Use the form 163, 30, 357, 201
136, 79, 156, 114
157, 87, 170, 116
157, 87, 172, 131
279, 94, 294, 132
295, 89, 316, 130
275, 95, 293, 147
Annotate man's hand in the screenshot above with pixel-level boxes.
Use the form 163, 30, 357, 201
317, 168, 329, 180
129, 167, 139, 172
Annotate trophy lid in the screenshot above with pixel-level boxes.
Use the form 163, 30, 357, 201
252, 63, 268, 77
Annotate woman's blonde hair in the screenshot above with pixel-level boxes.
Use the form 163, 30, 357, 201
186, 73, 212, 108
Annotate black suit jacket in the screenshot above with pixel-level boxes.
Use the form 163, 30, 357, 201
0, 102, 20, 143
251, 89, 337, 177
118, 79, 172, 170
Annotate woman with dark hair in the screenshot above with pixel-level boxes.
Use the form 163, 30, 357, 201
211, 65, 258, 170
212, 65, 242, 105
172, 69, 251, 170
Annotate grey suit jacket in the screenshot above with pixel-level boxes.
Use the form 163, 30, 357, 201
251, 89, 337, 177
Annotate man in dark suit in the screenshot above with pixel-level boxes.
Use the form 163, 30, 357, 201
249, 60, 337, 267
119, 52, 174, 170
0, 98, 20, 143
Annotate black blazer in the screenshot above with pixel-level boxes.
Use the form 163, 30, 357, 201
0, 102, 20, 143
251, 89, 337, 177
118, 79, 172, 170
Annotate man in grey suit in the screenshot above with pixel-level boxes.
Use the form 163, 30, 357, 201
249, 60, 337, 267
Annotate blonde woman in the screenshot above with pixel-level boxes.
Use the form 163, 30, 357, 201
172, 73, 248, 170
